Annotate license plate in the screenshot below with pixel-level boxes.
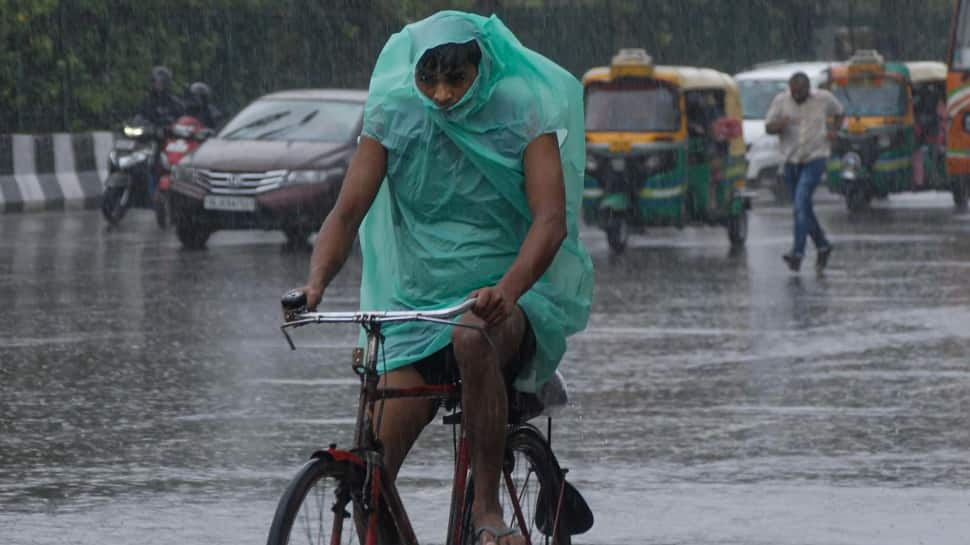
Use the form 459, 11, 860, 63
203, 195, 256, 212
114, 138, 136, 151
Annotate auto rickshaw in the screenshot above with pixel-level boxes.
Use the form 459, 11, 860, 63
582, 49, 751, 254
826, 50, 953, 211
946, 0, 970, 210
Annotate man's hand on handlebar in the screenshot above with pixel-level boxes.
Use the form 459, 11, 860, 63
468, 285, 516, 327
301, 285, 324, 312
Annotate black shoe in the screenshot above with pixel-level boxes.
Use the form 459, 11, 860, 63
782, 253, 802, 272
816, 245, 833, 272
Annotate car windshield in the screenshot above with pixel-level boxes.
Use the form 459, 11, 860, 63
219, 98, 363, 142
832, 77, 907, 117
585, 80, 681, 132
738, 79, 788, 119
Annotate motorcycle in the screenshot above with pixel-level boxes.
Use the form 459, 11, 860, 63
101, 115, 166, 227
155, 115, 211, 228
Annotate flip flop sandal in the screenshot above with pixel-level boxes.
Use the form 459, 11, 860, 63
475, 524, 521, 545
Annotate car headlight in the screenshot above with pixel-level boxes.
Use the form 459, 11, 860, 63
284, 168, 343, 185
123, 126, 145, 138
117, 151, 148, 169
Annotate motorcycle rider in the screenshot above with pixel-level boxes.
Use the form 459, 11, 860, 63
139, 66, 184, 127
135, 66, 183, 201
184, 81, 224, 130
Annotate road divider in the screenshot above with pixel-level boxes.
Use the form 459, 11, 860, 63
0, 132, 113, 214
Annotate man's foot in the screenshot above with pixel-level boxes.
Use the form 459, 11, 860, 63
475, 524, 523, 545
782, 252, 802, 272
816, 245, 833, 273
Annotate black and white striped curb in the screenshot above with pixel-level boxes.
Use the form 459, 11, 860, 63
0, 132, 113, 214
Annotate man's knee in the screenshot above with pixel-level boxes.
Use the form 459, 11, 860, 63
452, 324, 493, 372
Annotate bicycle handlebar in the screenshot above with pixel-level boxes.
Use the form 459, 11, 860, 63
280, 288, 478, 349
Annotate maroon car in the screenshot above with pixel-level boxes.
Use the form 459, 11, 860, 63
168, 89, 366, 249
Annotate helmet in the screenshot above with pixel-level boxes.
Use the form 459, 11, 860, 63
188, 81, 211, 99
151, 65, 173, 91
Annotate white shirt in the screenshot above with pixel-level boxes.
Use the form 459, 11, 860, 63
766, 89, 844, 164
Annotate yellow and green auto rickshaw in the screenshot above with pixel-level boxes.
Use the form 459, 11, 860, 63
581, 49, 752, 254
826, 50, 952, 211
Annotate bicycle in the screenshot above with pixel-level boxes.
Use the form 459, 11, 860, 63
267, 290, 593, 545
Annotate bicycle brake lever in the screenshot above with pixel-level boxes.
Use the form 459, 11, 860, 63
280, 326, 296, 350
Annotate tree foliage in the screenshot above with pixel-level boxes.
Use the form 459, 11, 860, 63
0, 0, 954, 133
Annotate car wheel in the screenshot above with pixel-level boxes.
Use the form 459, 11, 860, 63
175, 219, 211, 250
282, 226, 313, 248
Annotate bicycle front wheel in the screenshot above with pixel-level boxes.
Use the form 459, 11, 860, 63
267, 456, 361, 545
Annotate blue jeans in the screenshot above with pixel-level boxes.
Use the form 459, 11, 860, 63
784, 158, 830, 257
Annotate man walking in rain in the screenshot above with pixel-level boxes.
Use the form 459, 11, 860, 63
299, 11, 593, 545
766, 72, 844, 273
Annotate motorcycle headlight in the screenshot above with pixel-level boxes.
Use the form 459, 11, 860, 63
284, 168, 343, 185
117, 151, 148, 169
877, 134, 892, 149
123, 126, 145, 138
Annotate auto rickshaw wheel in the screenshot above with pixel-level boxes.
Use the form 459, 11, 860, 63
727, 208, 748, 247
845, 185, 871, 213
604, 212, 628, 254
952, 177, 969, 212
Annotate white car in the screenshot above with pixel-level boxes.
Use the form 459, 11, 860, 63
734, 61, 830, 202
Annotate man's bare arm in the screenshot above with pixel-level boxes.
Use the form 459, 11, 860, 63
472, 133, 566, 324
502, 133, 567, 297
303, 136, 387, 309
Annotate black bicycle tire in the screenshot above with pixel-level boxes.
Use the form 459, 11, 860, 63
266, 456, 359, 545
457, 427, 571, 545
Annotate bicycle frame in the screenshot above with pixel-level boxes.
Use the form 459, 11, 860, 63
280, 300, 564, 545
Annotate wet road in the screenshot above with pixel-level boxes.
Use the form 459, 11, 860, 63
2, 192, 970, 544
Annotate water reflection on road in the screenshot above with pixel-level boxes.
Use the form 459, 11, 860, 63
2, 193, 969, 544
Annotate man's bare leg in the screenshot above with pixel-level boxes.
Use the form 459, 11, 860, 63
357, 366, 434, 543
452, 308, 527, 545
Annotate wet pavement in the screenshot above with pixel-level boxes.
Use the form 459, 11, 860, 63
2, 191, 970, 544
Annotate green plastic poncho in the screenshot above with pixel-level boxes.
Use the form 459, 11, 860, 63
358, 11, 593, 392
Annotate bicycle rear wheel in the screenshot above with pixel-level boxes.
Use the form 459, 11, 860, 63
458, 427, 571, 545
267, 456, 361, 545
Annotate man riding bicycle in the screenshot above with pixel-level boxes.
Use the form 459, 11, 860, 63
299, 11, 593, 545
